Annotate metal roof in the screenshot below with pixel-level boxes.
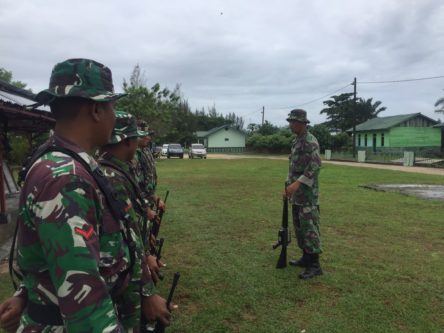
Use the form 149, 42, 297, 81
196, 125, 245, 138
347, 113, 438, 132
0, 79, 54, 135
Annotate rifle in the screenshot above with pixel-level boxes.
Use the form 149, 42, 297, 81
151, 190, 169, 239
155, 238, 165, 281
144, 272, 181, 333
272, 192, 291, 269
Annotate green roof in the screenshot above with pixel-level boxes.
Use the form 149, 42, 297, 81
195, 125, 245, 138
347, 113, 438, 132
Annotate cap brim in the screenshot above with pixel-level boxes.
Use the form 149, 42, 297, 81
137, 130, 149, 137
286, 118, 310, 123
35, 90, 127, 105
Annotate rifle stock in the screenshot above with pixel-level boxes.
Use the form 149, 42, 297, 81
273, 195, 291, 269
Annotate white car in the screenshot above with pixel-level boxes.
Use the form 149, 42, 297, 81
188, 143, 207, 159
161, 144, 169, 156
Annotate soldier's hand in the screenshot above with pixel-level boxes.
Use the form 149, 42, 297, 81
146, 255, 162, 283
147, 208, 157, 221
142, 295, 173, 326
285, 181, 301, 197
157, 199, 166, 212
0, 296, 25, 332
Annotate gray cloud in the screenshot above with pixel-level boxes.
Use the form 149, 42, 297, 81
1, 0, 444, 126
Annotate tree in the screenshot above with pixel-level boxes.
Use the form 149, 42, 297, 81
257, 120, 279, 135
117, 64, 247, 144
309, 124, 332, 153
0, 67, 29, 90
247, 123, 260, 134
225, 112, 244, 129
434, 95, 444, 113
320, 93, 386, 132
356, 98, 386, 123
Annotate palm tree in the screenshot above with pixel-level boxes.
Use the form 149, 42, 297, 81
356, 98, 386, 123
434, 96, 444, 113
321, 94, 387, 132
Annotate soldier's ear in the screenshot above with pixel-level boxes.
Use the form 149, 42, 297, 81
89, 102, 101, 122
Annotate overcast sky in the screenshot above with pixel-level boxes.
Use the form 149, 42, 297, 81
1, 0, 444, 127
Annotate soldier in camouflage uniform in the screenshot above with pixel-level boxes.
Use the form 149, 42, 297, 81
285, 109, 323, 280
7, 58, 129, 332
133, 126, 165, 213
97, 111, 171, 331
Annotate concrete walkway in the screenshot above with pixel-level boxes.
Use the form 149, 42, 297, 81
322, 160, 444, 176
209, 153, 444, 176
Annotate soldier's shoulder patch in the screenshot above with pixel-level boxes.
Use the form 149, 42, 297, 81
74, 225, 95, 239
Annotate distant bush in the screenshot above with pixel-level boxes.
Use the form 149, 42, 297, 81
246, 131, 292, 153
7, 135, 29, 165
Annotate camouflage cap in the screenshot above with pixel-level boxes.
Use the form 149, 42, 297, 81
286, 109, 310, 123
109, 111, 148, 144
137, 121, 155, 137
35, 58, 126, 105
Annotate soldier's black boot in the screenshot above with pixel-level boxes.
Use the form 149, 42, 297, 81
298, 253, 323, 280
289, 251, 308, 267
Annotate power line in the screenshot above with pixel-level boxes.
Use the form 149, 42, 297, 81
359, 75, 444, 84
253, 74, 444, 117
270, 82, 353, 110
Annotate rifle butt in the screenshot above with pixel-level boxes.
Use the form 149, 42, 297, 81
276, 247, 287, 269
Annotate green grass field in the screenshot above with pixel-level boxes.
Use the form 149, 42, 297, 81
1, 159, 443, 332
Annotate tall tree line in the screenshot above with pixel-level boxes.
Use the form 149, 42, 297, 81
116, 65, 245, 145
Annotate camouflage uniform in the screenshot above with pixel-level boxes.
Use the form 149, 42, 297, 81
287, 110, 322, 255
133, 145, 157, 200
98, 111, 155, 331
16, 135, 125, 333
15, 59, 127, 332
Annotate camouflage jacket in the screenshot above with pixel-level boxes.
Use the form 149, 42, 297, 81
287, 130, 321, 206
16, 135, 125, 333
133, 147, 157, 199
98, 152, 155, 291
98, 152, 155, 330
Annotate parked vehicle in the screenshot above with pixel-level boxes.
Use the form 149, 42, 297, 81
188, 143, 207, 159
153, 146, 162, 159
161, 144, 169, 156
167, 143, 184, 159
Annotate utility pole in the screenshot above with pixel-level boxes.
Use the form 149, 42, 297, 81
261, 106, 265, 126
352, 77, 357, 158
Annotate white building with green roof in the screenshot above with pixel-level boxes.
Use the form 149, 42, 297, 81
346, 113, 442, 152
195, 125, 246, 152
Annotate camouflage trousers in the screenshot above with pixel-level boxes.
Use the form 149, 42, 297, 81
292, 205, 322, 254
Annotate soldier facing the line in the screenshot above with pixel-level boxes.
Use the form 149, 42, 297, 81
284, 109, 323, 280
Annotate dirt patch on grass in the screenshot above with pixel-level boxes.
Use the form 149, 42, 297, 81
362, 184, 444, 202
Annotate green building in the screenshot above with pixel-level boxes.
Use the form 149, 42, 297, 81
195, 125, 246, 152
347, 113, 442, 152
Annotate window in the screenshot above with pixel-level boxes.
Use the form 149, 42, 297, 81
364, 134, 367, 147
381, 133, 384, 147
358, 134, 361, 146
225, 138, 229, 141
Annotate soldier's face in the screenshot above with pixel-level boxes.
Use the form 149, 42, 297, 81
138, 136, 148, 148
97, 101, 116, 145
289, 120, 304, 134
127, 138, 139, 160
